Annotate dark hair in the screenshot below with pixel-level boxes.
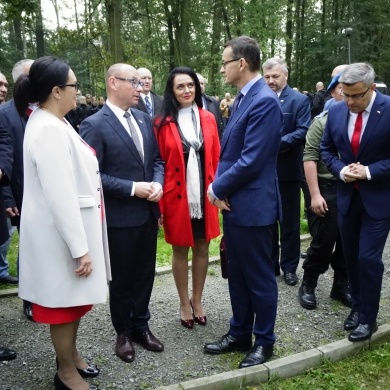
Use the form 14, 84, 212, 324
14, 56, 70, 117
156, 66, 203, 130
224, 36, 261, 72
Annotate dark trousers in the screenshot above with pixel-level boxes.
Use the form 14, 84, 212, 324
108, 214, 158, 336
224, 220, 277, 347
339, 190, 390, 324
303, 179, 347, 276
272, 180, 301, 273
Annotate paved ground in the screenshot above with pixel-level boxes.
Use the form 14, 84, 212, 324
1, 237, 390, 389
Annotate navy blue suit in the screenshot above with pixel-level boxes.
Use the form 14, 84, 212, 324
212, 77, 282, 346
0, 100, 26, 227
80, 104, 164, 334
0, 116, 13, 245
273, 86, 311, 274
136, 91, 163, 118
321, 92, 390, 324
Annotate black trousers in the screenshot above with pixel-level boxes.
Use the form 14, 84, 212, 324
108, 214, 158, 336
303, 179, 347, 276
272, 180, 301, 273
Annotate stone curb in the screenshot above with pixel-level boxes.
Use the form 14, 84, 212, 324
155, 324, 390, 389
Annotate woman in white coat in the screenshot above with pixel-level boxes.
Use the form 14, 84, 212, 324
14, 56, 111, 390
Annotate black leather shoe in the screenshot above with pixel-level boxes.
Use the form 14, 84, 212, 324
239, 345, 273, 368
204, 334, 252, 354
344, 310, 359, 331
284, 272, 298, 286
0, 347, 17, 361
330, 287, 352, 308
348, 322, 378, 342
132, 330, 164, 352
0, 275, 18, 284
54, 373, 98, 390
301, 252, 308, 259
115, 335, 135, 362
298, 282, 317, 310
23, 301, 34, 321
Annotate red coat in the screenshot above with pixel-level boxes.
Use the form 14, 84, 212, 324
155, 108, 221, 247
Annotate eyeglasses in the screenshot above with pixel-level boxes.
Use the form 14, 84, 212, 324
221, 58, 241, 69
114, 77, 144, 88
59, 82, 80, 92
342, 87, 370, 100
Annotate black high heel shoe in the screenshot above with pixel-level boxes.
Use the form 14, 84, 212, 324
56, 358, 100, 378
54, 373, 99, 390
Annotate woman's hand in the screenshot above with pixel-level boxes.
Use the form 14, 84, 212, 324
75, 253, 93, 277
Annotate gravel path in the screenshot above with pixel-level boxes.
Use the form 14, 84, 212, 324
2, 238, 390, 390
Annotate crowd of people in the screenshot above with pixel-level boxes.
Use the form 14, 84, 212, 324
1, 34, 390, 390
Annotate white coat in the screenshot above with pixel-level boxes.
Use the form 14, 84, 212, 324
19, 108, 111, 308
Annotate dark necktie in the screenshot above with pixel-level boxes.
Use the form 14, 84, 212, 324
351, 112, 363, 156
230, 92, 243, 117
123, 112, 144, 160
144, 96, 153, 117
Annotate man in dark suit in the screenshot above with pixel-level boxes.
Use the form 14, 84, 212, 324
262, 57, 311, 286
197, 73, 224, 138
135, 67, 163, 118
80, 63, 164, 363
205, 36, 283, 368
0, 101, 16, 361
321, 62, 390, 342
0, 59, 35, 319
0, 72, 8, 104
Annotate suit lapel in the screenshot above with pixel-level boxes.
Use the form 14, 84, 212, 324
102, 105, 144, 166
279, 86, 290, 106
221, 79, 263, 153
357, 95, 385, 158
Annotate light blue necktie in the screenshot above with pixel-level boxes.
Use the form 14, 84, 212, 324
145, 96, 153, 117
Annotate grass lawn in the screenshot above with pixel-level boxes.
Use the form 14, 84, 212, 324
246, 341, 390, 389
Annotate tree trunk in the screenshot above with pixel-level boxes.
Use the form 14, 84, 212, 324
35, 0, 45, 57
105, 0, 123, 63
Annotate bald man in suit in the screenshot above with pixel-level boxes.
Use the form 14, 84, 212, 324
80, 64, 164, 363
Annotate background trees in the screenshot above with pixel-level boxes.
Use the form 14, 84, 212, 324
0, 0, 388, 97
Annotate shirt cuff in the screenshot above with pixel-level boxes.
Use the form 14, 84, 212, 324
339, 166, 348, 182
365, 166, 371, 180
131, 182, 135, 196
208, 183, 219, 200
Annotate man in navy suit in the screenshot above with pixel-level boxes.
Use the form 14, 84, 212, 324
205, 36, 283, 368
0, 105, 16, 361
80, 63, 164, 362
0, 59, 35, 319
135, 67, 163, 118
196, 73, 224, 138
262, 57, 311, 286
321, 63, 390, 342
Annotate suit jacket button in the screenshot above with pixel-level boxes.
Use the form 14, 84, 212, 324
98, 205, 101, 208
96, 170, 99, 174
97, 188, 100, 191
175, 167, 179, 172
177, 181, 180, 186
178, 195, 182, 199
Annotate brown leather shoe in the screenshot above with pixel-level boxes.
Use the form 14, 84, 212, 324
115, 335, 135, 362
133, 330, 164, 352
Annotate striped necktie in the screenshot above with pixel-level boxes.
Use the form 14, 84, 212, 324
145, 95, 153, 117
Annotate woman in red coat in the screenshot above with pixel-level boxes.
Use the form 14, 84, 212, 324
155, 67, 220, 328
